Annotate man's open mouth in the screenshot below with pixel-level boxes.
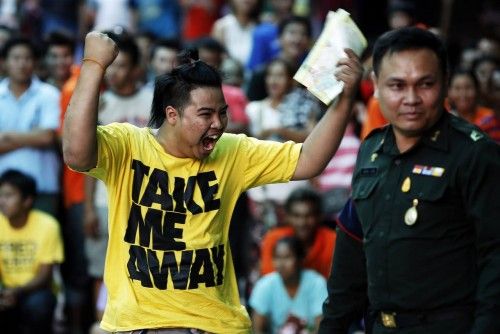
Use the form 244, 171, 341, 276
202, 134, 219, 151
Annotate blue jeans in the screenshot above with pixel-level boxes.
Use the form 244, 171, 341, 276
0, 288, 56, 334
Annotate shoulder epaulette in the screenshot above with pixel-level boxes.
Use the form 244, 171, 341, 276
364, 125, 389, 141
449, 115, 487, 142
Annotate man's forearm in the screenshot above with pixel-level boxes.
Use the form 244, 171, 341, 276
292, 94, 354, 180
62, 61, 103, 171
0, 130, 56, 154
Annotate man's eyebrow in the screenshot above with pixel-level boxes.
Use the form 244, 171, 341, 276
385, 74, 436, 82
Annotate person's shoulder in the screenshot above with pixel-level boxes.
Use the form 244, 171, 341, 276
29, 210, 59, 229
359, 126, 388, 153
36, 79, 60, 96
448, 113, 493, 145
97, 122, 146, 139
317, 225, 336, 239
263, 226, 295, 240
363, 125, 387, 142
302, 269, 326, 283
257, 271, 282, 286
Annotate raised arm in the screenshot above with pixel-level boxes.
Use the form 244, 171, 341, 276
62, 32, 118, 171
292, 49, 362, 180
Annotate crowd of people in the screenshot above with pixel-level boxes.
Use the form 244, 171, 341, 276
0, 1, 499, 334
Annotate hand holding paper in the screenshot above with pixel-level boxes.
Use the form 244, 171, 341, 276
294, 9, 367, 105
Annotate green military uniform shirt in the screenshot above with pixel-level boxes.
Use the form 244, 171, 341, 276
320, 111, 500, 333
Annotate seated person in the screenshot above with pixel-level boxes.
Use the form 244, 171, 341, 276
0, 169, 64, 334
250, 236, 327, 334
260, 187, 336, 278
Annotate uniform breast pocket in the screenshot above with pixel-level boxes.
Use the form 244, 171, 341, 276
352, 175, 380, 226
404, 177, 463, 234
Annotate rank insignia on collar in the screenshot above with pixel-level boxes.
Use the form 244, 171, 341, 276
412, 165, 445, 177
430, 130, 440, 142
371, 153, 378, 162
470, 130, 483, 141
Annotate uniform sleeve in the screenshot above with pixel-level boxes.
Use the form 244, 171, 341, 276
461, 141, 500, 333
319, 219, 368, 333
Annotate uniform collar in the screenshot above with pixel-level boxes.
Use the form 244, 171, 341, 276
375, 110, 450, 155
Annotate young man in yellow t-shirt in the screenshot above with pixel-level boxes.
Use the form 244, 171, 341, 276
62, 31, 362, 334
0, 170, 64, 334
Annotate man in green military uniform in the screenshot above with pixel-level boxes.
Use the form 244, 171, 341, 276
319, 27, 500, 334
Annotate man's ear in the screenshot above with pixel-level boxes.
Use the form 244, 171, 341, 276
371, 71, 379, 99
165, 106, 179, 125
23, 196, 34, 211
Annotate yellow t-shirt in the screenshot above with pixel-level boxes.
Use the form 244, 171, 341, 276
86, 123, 302, 333
0, 210, 64, 288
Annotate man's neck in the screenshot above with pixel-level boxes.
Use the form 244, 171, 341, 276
9, 79, 31, 98
394, 131, 421, 153
9, 212, 29, 229
111, 84, 138, 97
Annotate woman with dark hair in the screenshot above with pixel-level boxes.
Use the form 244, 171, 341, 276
447, 69, 497, 139
250, 236, 327, 334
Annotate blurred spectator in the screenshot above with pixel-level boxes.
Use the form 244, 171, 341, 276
448, 70, 496, 127
212, 0, 262, 68
0, 0, 17, 28
0, 37, 61, 217
250, 236, 327, 334
246, 0, 294, 71
85, 0, 136, 33
146, 37, 181, 88
458, 46, 481, 71
472, 55, 500, 107
480, 69, 500, 143
260, 187, 336, 278
477, 36, 500, 58
387, 0, 417, 30
181, 0, 223, 41
246, 15, 311, 101
0, 169, 64, 334
134, 0, 182, 39
39, 0, 86, 40
134, 30, 156, 84
44, 30, 77, 89
0, 24, 15, 79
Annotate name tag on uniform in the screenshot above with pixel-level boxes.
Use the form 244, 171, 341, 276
360, 167, 377, 176
412, 165, 445, 177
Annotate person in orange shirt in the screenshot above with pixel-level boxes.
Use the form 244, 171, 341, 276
360, 96, 387, 139
260, 187, 336, 278
448, 69, 497, 136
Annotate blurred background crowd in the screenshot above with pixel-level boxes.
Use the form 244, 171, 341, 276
0, 0, 499, 333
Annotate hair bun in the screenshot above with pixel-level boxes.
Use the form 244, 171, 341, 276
177, 48, 199, 65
